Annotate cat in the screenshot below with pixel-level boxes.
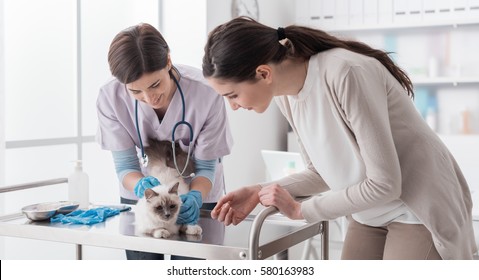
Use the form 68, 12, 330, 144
134, 139, 201, 238
144, 139, 196, 194
135, 182, 202, 238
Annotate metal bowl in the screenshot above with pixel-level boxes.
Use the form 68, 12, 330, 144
22, 201, 79, 221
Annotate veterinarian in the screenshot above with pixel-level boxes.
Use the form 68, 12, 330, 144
204, 17, 477, 260
96, 23, 233, 260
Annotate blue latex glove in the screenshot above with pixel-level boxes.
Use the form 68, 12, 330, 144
50, 207, 120, 225
134, 176, 160, 198
177, 190, 203, 225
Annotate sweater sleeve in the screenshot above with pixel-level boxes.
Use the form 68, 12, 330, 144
259, 162, 330, 197
111, 147, 142, 183
192, 158, 217, 185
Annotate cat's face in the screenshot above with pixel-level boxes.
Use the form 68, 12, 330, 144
144, 182, 181, 221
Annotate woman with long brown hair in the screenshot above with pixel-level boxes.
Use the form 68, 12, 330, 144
203, 17, 476, 260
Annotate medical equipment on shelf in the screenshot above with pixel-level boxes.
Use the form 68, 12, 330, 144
135, 69, 194, 179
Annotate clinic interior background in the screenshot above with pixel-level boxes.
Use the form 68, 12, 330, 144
0, 0, 478, 260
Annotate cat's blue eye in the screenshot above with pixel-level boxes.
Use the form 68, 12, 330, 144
156, 206, 163, 211
170, 205, 176, 209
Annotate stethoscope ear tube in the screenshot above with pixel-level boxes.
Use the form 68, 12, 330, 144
135, 100, 149, 168
171, 72, 195, 178
171, 139, 194, 179
172, 121, 194, 142
171, 120, 194, 177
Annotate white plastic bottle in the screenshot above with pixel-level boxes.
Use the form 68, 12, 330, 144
68, 160, 90, 209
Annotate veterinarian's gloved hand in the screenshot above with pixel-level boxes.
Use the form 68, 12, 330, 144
177, 190, 203, 225
134, 176, 160, 198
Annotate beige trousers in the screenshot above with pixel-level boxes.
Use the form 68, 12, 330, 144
341, 218, 442, 260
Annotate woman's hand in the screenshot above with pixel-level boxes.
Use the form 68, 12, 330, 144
259, 184, 304, 220
211, 185, 261, 226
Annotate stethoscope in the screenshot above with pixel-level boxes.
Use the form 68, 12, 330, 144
134, 69, 194, 179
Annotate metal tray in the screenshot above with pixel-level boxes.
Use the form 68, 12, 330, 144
21, 201, 79, 221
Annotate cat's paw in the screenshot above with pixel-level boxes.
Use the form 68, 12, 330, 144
152, 228, 171, 238
181, 224, 202, 235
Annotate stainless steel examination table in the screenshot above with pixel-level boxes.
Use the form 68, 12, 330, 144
0, 178, 329, 260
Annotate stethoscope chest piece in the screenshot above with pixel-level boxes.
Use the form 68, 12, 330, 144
140, 154, 149, 168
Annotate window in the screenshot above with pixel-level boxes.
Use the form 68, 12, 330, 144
0, 0, 206, 260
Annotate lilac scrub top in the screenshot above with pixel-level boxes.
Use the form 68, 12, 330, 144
96, 64, 233, 202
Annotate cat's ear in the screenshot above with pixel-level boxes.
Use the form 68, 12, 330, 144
169, 182, 179, 195
144, 188, 158, 200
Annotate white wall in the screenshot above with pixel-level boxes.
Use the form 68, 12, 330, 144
0, 0, 6, 259
206, 0, 294, 191
1, 0, 162, 260
163, 0, 207, 68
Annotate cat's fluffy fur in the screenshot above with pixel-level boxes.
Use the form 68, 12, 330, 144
135, 183, 202, 238
135, 139, 201, 238
144, 139, 195, 194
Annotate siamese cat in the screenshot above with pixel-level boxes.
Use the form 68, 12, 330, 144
135, 139, 201, 238
135, 182, 202, 238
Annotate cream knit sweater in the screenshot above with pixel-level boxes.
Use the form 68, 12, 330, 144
264, 48, 476, 259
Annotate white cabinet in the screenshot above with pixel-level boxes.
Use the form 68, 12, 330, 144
331, 24, 479, 135
294, 3, 479, 135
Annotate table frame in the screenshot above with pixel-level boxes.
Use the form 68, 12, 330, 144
0, 178, 329, 260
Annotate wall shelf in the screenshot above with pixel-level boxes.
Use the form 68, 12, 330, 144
439, 134, 479, 139
413, 77, 479, 86
325, 19, 479, 33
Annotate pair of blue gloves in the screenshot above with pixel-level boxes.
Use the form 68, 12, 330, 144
134, 176, 202, 225
51, 207, 120, 225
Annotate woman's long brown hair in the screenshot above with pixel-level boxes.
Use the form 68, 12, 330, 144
203, 17, 413, 98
